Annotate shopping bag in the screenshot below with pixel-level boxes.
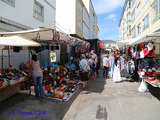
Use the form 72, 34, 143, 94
138, 80, 148, 92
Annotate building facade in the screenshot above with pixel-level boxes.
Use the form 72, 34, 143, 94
0, 0, 56, 69
119, 0, 160, 41
56, 0, 98, 39
119, 0, 132, 41
0, 0, 56, 32
56, 0, 83, 38
83, 0, 98, 39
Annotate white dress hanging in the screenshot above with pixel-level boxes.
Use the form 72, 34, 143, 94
113, 61, 121, 83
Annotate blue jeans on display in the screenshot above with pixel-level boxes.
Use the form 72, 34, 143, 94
32, 76, 44, 97
109, 67, 114, 77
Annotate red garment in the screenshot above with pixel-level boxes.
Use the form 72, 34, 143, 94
127, 47, 131, 55
139, 44, 143, 52
143, 47, 149, 56
100, 42, 103, 48
145, 71, 153, 76
147, 45, 156, 57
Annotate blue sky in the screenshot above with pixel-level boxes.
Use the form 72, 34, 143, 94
92, 0, 125, 41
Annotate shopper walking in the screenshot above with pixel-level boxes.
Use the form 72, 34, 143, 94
29, 54, 44, 98
88, 55, 94, 80
103, 54, 109, 78
109, 52, 115, 78
100, 50, 105, 70
80, 54, 88, 89
91, 50, 98, 80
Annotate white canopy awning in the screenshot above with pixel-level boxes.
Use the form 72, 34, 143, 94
117, 39, 132, 47
117, 32, 160, 47
129, 32, 160, 45
0, 28, 68, 41
0, 35, 41, 46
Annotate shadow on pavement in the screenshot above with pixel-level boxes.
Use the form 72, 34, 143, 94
148, 84, 160, 101
81, 72, 107, 94
0, 89, 82, 120
116, 79, 136, 83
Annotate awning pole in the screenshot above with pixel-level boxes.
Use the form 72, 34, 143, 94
2, 49, 3, 69
8, 46, 10, 66
48, 44, 50, 67
1, 35, 3, 69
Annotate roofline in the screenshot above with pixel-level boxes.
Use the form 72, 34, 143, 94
118, 0, 129, 27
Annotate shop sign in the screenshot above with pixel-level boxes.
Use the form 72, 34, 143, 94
50, 52, 56, 62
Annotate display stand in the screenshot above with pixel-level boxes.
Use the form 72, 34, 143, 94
0, 76, 27, 102
0, 83, 20, 102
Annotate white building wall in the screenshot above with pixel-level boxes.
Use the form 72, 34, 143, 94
83, 23, 90, 39
0, 0, 56, 69
56, 0, 76, 34
0, 0, 56, 29
83, 7, 89, 27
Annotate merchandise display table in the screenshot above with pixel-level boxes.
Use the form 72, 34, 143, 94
0, 76, 28, 102
144, 78, 160, 88
45, 80, 80, 101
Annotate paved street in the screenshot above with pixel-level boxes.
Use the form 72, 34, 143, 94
0, 72, 160, 120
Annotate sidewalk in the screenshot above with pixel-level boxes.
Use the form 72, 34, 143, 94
63, 74, 160, 120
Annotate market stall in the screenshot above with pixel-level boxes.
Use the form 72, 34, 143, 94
0, 28, 90, 102
117, 32, 160, 93
0, 35, 40, 102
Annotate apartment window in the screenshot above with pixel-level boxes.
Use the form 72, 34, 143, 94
143, 0, 148, 6
143, 14, 149, 31
131, 0, 135, 7
137, 3, 141, 15
137, 23, 141, 35
2, 0, 15, 6
78, 2, 82, 13
152, 0, 158, 23
78, 21, 81, 31
131, 26, 136, 38
34, 1, 44, 22
131, 9, 135, 23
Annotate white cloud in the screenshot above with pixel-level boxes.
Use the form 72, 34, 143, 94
92, 0, 125, 14
105, 14, 117, 21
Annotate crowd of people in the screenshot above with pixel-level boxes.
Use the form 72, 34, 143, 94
79, 48, 120, 88
79, 50, 98, 89
79, 48, 121, 90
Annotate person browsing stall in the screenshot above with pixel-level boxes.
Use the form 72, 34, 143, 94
29, 54, 44, 98
80, 54, 88, 89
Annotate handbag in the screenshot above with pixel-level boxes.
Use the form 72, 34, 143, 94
106, 58, 109, 68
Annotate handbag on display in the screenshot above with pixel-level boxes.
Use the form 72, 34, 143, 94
2, 46, 9, 50
54, 31, 60, 42
13, 47, 20, 52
